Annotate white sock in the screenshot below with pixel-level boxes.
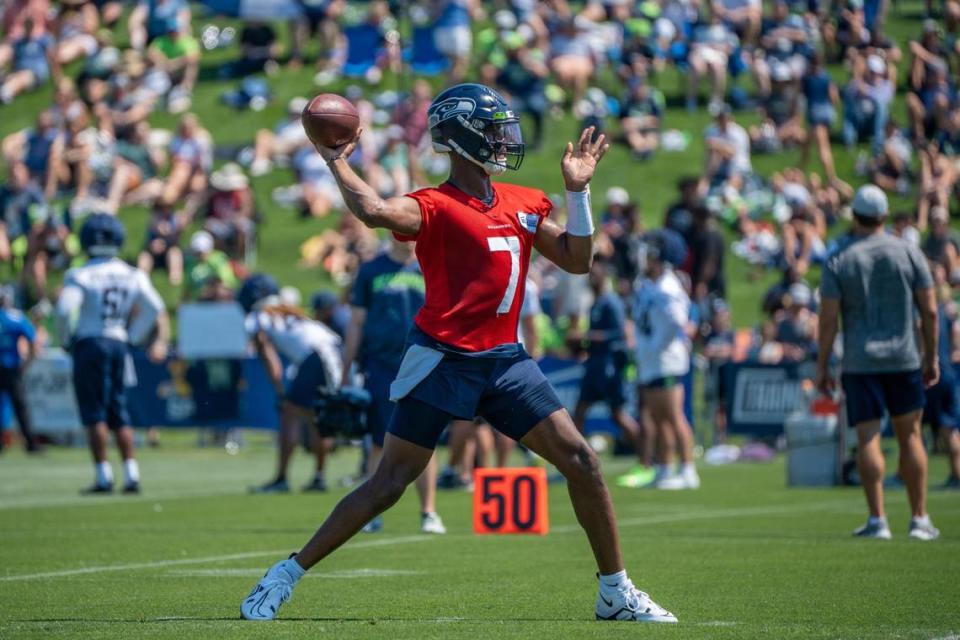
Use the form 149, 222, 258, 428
95, 462, 114, 486
868, 515, 888, 527
123, 459, 140, 484
599, 569, 629, 592
911, 514, 931, 527
682, 462, 697, 476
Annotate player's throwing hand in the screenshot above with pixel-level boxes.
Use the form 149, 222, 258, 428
561, 126, 610, 192
315, 128, 363, 165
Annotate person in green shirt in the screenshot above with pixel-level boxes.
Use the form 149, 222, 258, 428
146, 27, 199, 112
183, 230, 236, 302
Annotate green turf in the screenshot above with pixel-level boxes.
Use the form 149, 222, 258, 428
0, 436, 957, 639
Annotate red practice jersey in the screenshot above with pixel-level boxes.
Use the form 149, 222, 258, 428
398, 181, 552, 351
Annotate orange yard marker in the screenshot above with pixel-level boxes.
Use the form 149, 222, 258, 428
473, 467, 549, 535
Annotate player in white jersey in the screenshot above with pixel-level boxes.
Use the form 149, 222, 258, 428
239, 274, 344, 493
633, 230, 699, 490
55, 214, 169, 494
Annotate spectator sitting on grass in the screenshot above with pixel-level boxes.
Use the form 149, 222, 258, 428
292, 141, 343, 219
549, 16, 595, 111
146, 25, 200, 113
223, 19, 280, 79
702, 104, 751, 194
0, 17, 60, 105
890, 212, 921, 248
106, 120, 165, 213
390, 79, 432, 187
619, 77, 664, 160
54, 0, 101, 66
24, 207, 71, 299
866, 118, 913, 199
193, 163, 255, 262
922, 207, 960, 285
250, 97, 310, 177
160, 113, 211, 207
138, 200, 184, 285
0, 163, 44, 265
495, 30, 549, 150
14, 111, 64, 202
917, 142, 956, 233
773, 282, 817, 362
129, 0, 190, 50
183, 229, 236, 302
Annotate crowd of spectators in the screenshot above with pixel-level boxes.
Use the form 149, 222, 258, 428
1, 0, 960, 454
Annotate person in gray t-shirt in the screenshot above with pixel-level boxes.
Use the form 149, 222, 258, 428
816, 185, 941, 541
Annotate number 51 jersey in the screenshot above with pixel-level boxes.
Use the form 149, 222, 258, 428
398, 182, 552, 352
61, 257, 165, 344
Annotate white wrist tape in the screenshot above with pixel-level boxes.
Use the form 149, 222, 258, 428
565, 186, 594, 237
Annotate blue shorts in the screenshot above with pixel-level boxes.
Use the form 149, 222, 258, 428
841, 369, 926, 427
923, 373, 960, 430
285, 351, 329, 409
364, 359, 399, 448
578, 356, 627, 408
643, 375, 683, 390
388, 347, 563, 450
71, 337, 130, 429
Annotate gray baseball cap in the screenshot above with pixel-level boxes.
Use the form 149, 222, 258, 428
852, 184, 888, 218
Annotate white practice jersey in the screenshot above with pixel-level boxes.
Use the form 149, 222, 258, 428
57, 257, 165, 344
633, 269, 691, 383
246, 310, 343, 383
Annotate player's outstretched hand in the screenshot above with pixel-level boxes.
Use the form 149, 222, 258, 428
315, 128, 363, 165
561, 126, 610, 192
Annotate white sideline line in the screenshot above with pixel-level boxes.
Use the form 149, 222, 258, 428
0, 500, 857, 583
550, 499, 857, 534
0, 535, 430, 583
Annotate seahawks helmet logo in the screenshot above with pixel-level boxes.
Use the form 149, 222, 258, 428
428, 98, 476, 128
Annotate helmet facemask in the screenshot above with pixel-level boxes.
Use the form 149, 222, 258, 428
434, 115, 525, 176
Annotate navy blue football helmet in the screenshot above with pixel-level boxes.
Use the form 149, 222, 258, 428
80, 213, 126, 257
644, 229, 687, 268
427, 83, 524, 175
237, 273, 280, 313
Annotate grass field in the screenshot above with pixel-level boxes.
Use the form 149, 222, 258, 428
1, 435, 958, 639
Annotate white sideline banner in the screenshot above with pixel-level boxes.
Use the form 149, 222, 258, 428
177, 302, 249, 360
23, 350, 82, 434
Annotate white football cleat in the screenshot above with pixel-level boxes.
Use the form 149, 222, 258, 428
596, 579, 677, 623
655, 468, 700, 490
421, 512, 447, 534
908, 518, 940, 541
240, 555, 302, 620
852, 520, 892, 540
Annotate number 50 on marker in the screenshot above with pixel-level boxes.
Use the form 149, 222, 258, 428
473, 467, 549, 535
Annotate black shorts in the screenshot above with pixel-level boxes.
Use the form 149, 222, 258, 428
841, 369, 926, 427
71, 337, 130, 429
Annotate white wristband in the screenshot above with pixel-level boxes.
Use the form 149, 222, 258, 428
565, 186, 594, 237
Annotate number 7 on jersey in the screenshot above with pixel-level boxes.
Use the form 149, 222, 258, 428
487, 236, 521, 315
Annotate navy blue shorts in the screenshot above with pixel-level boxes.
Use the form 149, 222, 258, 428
286, 352, 328, 409
643, 375, 683, 390
923, 373, 960, 430
71, 337, 130, 429
388, 349, 564, 450
841, 369, 926, 427
578, 357, 626, 408
365, 359, 399, 448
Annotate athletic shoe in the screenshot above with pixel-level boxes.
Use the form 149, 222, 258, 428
942, 475, 960, 490
122, 481, 140, 495
852, 520, 892, 540
361, 516, 383, 533
302, 476, 327, 492
421, 512, 447, 535
616, 466, 656, 489
240, 555, 301, 621
908, 519, 940, 541
595, 580, 677, 623
249, 479, 290, 494
655, 468, 700, 490
80, 483, 113, 495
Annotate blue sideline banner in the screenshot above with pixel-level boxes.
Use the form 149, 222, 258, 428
723, 361, 813, 437
11, 353, 694, 435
